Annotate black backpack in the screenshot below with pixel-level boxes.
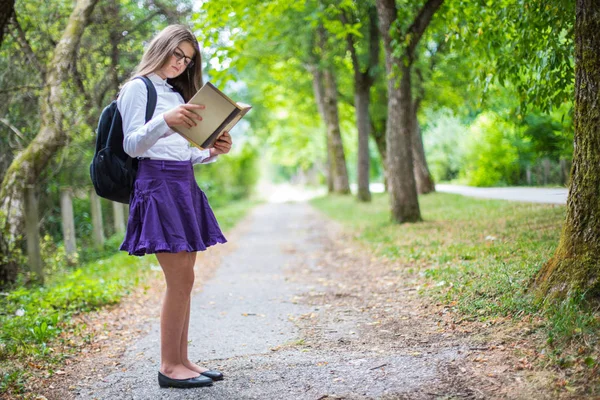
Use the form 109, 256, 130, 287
90, 76, 157, 204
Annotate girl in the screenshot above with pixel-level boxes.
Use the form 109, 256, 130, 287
117, 25, 231, 389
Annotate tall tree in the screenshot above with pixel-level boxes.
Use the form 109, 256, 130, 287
533, 0, 600, 301
411, 40, 446, 195
376, 0, 444, 223
340, 3, 380, 202
370, 74, 388, 189
309, 24, 351, 195
411, 91, 435, 194
0, 0, 99, 285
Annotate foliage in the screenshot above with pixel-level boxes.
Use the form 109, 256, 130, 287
421, 108, 468, 182
39, 235, 78, 275
521, 106, 573, 161
460, 112, 521, 186
414, 0, 575, 187
194, 145, 260, 208
197, 0, 363, 185
421, 102, 573, 186
446, 0, 574, 113
0, 253, 152, 360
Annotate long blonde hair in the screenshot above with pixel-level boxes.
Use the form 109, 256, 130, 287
131, 25, 202, 102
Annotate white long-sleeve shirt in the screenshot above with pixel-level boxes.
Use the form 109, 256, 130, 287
117, 73, 217, 164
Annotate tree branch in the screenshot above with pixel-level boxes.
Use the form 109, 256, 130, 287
366, 4, 380, 86
147, 0, 190, 24
0, 85, 44, 95
414, 67, 425, 110
0, 118, 26, 144
125, 11, 161, 36
10, 13, 46, 78
405, 0, 444, 59
340, 10, 362, 82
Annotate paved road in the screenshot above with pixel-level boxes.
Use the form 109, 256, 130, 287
350, 182, 567, 205
435, 184, 567, 204
257, 181, 567, 205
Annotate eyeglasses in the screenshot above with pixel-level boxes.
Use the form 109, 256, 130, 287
173, 47, 194, 68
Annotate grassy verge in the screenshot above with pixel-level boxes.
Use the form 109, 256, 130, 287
311, 192, 598, 386
0, 199, 257, 396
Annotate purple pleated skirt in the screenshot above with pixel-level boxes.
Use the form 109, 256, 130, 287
120, 159, 227, 256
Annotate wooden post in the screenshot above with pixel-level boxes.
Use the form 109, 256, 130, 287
90, 189, 105, 249
112, 201, 125, 235
60, 188, 77, 260
25, 185, 44, 283
542, 158, 551, 186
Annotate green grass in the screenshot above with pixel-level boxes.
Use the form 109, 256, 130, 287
311, 193, 599, 377
0, 198, 257, 396
0, 251, 154, 395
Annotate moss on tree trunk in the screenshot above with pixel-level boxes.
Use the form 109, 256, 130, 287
0, 0, 99, 287
533, 0, 600, 301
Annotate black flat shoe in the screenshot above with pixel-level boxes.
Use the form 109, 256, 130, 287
201, 370, 224, 381
158, 371, 213, 388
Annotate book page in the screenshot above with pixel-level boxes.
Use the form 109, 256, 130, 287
172, 84, 238, 146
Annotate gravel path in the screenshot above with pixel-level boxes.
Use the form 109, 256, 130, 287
75, 202, 475, 400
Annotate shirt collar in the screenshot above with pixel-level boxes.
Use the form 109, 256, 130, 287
147, 73, 173, 89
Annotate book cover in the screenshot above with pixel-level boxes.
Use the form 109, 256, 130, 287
172, 82, 251, 149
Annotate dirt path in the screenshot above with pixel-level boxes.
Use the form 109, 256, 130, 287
42, 201, 569, 399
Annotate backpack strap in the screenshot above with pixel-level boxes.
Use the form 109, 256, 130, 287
135, 76, 157, 123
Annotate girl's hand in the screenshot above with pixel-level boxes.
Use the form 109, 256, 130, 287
164, 104, 204, 129
210, 131, 232, 156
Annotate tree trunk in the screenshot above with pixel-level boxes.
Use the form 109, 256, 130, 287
326, 134, 334, 193
386, 61, 421, 222
370, 119, 387, 190
25, 185, 43, 283
376, 0, 443, 222
323, 68, 351, 194
0, 0, 99, 285
90, 190, 105, 249
371, 77, 388, 183
309, 64, 333, 193
355, 81, 372, 201
113, 201, 125, 235
60, 188, 77, 260
342, 5, 380, 202
411, 101, 435, 194
309, 64, 351, 195
532, 0, 600, 301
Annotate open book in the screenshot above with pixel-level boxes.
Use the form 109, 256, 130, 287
172, 82, 252, 149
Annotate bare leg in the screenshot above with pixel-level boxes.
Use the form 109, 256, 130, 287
181, 297, 209, 373
179, 252, 209, 374
156, 251, 198, 379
